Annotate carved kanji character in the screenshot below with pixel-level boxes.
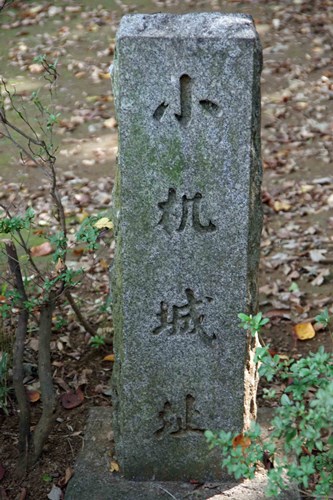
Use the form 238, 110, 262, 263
158, 189, 216, 234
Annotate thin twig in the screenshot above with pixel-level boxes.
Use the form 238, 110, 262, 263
65, 290, 96, 336
0, 108, 43, 147
0, 123, 44, 169
298, 490, 333, 499
157, 486, 178, 500
8, 92, 41, 144
0, 0, 12, 12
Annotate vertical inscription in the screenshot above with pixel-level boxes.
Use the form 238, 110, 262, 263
155, 394, 205, 440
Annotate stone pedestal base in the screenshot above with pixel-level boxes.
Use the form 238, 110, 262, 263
65, 408, 299, 500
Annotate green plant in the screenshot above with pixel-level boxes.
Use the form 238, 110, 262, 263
76, 216, 101, 250
206, 311, 333, 498
54, 316, 67, 331
89, 335, 105, 349
0, 207, 34, 234
315, 309, 330, 328
76, 214, 113, 250
41, 472, 53, 483
238, 312, 269, 336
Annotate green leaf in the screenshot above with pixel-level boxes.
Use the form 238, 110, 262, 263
204, 430, 214, 440
314, 308, 330, 328
289, 282, 300, 293
42, 473, 52, 483
280, 394, 291, 406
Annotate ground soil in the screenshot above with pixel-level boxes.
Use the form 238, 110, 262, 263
0, 0, 332, 498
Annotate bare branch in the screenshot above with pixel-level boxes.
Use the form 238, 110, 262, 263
0, 122, 44, 169
0, 111, 44, 148
4, 89, 42, 145
0, 0, 12, 13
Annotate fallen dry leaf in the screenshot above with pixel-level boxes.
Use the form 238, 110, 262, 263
309, 249, 327, 262
103, 117, 117, 129
273, 200, 292, 212
76, 211, 89, 223
327, 193, 333, 207
300, 184, 315, 194
94, 217, 113, 230
311, 269, 330, 286
73, 247, 85, 256
110, 460, 119, 472
99, 258, 109, 270
82, 158, 95, 166
76, 368, 92, 387
74, 71, 86, 79
98, 72, 110, 80
33, 229, 46, 236
30, 241, 53, 257
103, 354, 115, 362
55, 258, 65, 273
27, 389, 41, 403
54, 377, 70, 392
58, 466, 74, 487
27, 338, 39, 351
265, 309, 291, 320
293, 322, 316, 341
232, 433, 251, 451
61, 388, 84, 409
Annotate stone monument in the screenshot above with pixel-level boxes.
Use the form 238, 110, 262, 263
111, 12, 262, 482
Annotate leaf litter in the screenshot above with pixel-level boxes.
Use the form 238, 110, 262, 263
0, 0, 333, 498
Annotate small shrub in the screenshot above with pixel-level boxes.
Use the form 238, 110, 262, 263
0, 57, 113, 472
89, 335, 106, 349
206, 312, 333, 498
